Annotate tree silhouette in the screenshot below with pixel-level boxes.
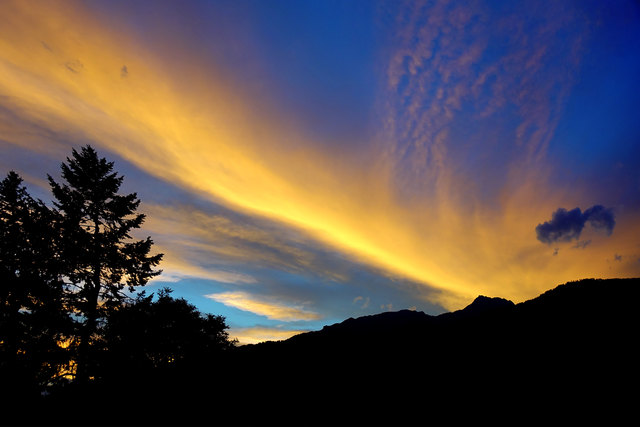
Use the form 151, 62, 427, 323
100, 288, 235, 385
48, 146, 163, 384
2, 149, 244, 425
0, 172, 70, 394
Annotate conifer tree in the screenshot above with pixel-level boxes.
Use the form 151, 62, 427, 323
48, 146, 163, 384
0, 172, 69, 392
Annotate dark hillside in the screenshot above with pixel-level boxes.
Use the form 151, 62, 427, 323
231, 278, 639, 425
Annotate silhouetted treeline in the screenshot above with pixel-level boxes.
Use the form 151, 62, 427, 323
1, 146, 235, 424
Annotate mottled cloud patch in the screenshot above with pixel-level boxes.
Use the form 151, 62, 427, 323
382, 0, 588, 198
205, 291, 321, 321
536, 205, 615, 244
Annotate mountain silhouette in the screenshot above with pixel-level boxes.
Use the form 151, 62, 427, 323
252, 278, 633, 348
231, 278, 638, 425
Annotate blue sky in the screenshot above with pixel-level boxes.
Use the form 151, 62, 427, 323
1, 0, 639, 343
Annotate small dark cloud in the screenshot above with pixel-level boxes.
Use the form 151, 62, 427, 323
121, 65, 128, 78
536, 205, 615, 244
552, 247, 559, 256
65, 59, 83, 74
614, 254, 622, 262
583, 205, 615, 235
41, 41, 52, 52
536, 207, 584, 244
573, 239, 591, 249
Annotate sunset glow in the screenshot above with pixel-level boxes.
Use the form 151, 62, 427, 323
2, 0, 639, 344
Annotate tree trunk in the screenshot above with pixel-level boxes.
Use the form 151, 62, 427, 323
4, 294, 21, 388
75, 217, 102, 385
75, 283, 99, 385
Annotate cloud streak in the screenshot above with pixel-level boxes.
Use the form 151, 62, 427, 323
205, 291, 321, 322
141, 202, 356, 284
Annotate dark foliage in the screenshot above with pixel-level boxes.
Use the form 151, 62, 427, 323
0, 172, 71, 396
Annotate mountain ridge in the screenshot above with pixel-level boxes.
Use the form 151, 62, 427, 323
230, 278, 639, 424
243, 278, 635, 348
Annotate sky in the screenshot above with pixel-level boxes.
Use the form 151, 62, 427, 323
1, 0, 639, 344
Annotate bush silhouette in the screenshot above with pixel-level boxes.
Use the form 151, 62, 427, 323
100, 288, 234, 382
